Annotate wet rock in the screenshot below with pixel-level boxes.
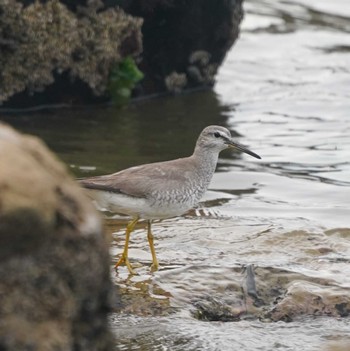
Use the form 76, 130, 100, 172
164, 72, 188, 94
115, 279, 173, 317
122, 0, 244, 94
251, 267, 350, 321
0, 0, 142, 106
0, 123, 114, 350
191, 296, 244, 322
249, 267, 350, 322
324, 341, 350, 351
0, 0, 242, 106
267, 281, 350, 322
190, 265, 264, 322
185, 265, 350, 323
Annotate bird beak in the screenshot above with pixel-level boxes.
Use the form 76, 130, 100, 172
226, 140, 261, 159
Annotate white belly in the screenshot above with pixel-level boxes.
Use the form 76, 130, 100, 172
87, 190, 191, 220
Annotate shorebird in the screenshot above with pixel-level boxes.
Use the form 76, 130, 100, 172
80, 125, 261, 274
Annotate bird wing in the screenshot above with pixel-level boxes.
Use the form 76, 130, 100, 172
79, 158, 193, 198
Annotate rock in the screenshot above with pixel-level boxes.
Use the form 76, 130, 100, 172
121, 0, 244, 94
0, 123, 114, 350
164, 72, 188, 93
324, 342, 350, 351
186, 265, 350, 323
0, 0, 243, 106
191, 295, 244, 322
267, 281, 350, 322
0, 0, 142, 106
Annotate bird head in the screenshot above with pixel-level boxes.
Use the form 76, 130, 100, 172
197, 125, 261, 159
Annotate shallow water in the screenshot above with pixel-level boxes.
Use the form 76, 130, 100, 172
1, 0, 350, 350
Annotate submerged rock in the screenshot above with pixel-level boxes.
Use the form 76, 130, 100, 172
189, 265, 350, 323
0, 123, 114, 350
192, 295, 244, 322
267, 281, 350, 322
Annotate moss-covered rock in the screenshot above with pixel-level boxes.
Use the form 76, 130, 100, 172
0, 0, 142, 105
0, 0, 243, 106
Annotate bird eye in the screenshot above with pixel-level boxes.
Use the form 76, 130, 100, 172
214, 132, 221, 138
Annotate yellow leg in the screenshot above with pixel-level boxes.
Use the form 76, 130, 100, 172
147, 220, 159, 271
115, 217, 139, 275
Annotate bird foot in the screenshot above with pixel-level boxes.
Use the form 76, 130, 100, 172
150, 262, 159, 272
115, 254, 136, 275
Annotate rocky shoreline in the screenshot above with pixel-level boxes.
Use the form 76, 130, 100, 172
0, 0, 243, 107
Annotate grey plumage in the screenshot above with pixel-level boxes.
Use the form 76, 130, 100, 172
80, 125, 259, 214
79, 125, 260, 273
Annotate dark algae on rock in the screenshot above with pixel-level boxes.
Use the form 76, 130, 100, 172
0, 0, 243, 107
0, 0, 142, 106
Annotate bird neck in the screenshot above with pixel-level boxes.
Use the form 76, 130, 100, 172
192, 146, 220, 177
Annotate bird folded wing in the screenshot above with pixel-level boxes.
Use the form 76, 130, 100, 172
79, 161, 190, 199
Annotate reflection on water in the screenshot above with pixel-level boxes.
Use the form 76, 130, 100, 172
1, 0, 350, 350
1, 92, 231, 176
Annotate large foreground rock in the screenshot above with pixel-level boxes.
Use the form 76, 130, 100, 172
0, 123, 113, 350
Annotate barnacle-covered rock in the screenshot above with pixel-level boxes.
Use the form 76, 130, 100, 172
0, 0, 243, 105
164, 71, 187, 93
0, 0, 142, 104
